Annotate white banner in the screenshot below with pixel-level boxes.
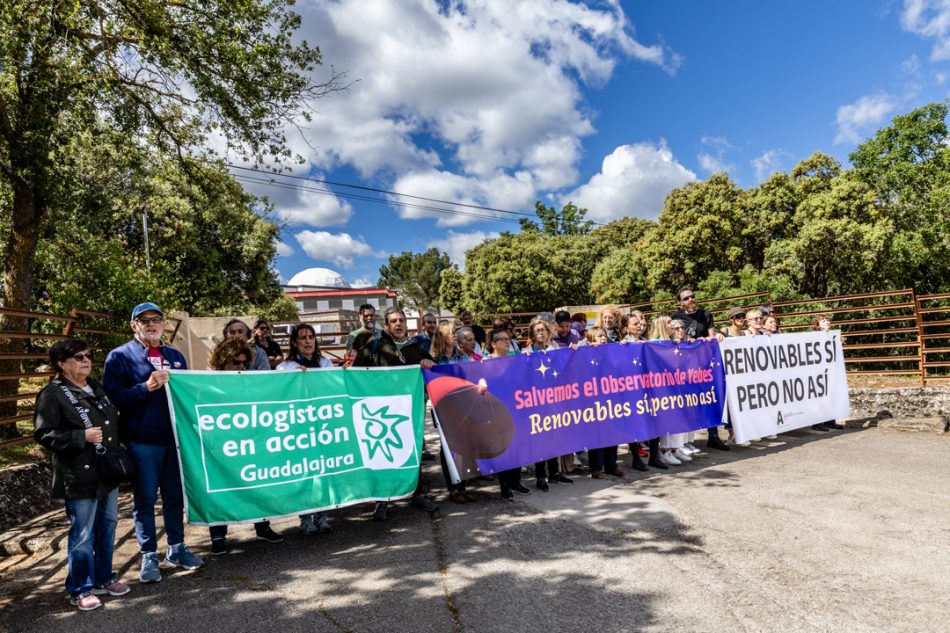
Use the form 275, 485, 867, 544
720, 331, 851, 442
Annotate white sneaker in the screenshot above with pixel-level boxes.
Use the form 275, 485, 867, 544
660, 451, 681, 466
683, 443, 700, 454
673, 448, 693, 462
764, 435, 778, 440
729, 437, 751, 447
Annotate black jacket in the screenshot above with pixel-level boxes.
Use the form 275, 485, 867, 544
352, 330, 432, 367
33, 378, 121, 499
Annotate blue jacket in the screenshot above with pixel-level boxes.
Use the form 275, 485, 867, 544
102, 339, 187, 445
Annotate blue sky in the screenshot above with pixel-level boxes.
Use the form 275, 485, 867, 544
231, 0, 950, 287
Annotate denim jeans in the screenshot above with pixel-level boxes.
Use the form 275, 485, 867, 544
64, 487, 119, 597
128, 442, 185, 553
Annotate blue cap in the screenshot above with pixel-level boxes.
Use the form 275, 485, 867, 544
131, 302, 164, 320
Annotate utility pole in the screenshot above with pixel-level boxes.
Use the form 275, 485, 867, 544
143, 204, 152, 276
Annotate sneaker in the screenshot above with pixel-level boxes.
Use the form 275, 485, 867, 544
660, 452, 682, 466
500, 488, 514, 501
139, 553, 162, 584
729, 437, 752, 447
164, 545, 205, 570
647, 458, 669, 470
92, 580, 130, 596
822, 421, 844, 430
314, 513, 333, 534
706, 436, 731, 451
372, 502, 388, 521
71, 593, 102, 611
811, 424, 830, 432
411, 494, 439, 512
683, 443, 700, 454
550, 472, 574, 484
764, 435, 778, 440
255, 526, 285, 543
510, 482, 531, 495
536, 477, 549, 491
210, 538, 229, 556
673, 448, 693, 462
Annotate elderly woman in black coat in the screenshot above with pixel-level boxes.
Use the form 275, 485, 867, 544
33, 338, 130, 611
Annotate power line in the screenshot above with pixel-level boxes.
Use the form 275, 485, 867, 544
228, 163, 608, 227
232, 174, 524, 225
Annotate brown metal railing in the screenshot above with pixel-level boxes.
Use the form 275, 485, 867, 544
916, 292, 950, 382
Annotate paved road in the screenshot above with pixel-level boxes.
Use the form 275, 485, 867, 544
1, 426, 948, 633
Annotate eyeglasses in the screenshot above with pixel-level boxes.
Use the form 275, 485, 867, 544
228, 358, 249, 367
493, 336, 511, 343
750, 317, 763, 322
136, 317, 163, 325
732, 316, 746, 321
70, 352, 93, 362
679, 294, 694, 302
257, 325, 270, 331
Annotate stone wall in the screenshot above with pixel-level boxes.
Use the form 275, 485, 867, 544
0, 461, 57, 533
848, 386, 950, 421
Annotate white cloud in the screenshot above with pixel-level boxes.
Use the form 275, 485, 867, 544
274, 187, 353, 227
283, 1, 682, 223
901, 0, 950, 61
294, 230, 377, 268
750, 149, 790, 182
697, 136, 735, 175
561, 141, 697, 221
427, 230, 501, 269
834, 93, 899, 144
351, 276, 374, 288
274, 240, 294, 257
390, 170, 535, 227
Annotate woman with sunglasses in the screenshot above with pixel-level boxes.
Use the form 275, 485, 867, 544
206, 337, 285, 555
487, 328, 532, 500
34, 339, 129, 611
276, 324, 334, 534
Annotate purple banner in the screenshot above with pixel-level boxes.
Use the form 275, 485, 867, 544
423, 340, 726, 476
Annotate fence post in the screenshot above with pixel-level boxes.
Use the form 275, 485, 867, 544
912, 290, 926, 386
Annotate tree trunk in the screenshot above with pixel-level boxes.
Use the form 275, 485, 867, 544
0, 180, 47, 440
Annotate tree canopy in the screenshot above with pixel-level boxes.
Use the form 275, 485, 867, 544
377, 248, 454, 312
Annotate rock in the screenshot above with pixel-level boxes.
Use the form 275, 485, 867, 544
0, 461, 57, 534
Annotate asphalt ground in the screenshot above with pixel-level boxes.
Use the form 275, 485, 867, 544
1, 425, 948, 633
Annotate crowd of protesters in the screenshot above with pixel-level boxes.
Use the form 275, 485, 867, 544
33, 293, 842, 610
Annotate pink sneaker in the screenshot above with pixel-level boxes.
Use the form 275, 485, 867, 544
92, 580, 131, 596
71, 593, 102, 611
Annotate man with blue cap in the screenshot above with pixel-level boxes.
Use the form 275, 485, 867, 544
103, 303, 204, 583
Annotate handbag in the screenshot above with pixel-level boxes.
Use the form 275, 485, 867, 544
55, 381, 136, 486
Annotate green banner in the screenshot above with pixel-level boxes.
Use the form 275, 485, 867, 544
166, 366, 424, 525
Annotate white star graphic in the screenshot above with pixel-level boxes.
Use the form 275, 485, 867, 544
536, 361, 549, 377
552, 370, 559, 379
632, 358, 640, 366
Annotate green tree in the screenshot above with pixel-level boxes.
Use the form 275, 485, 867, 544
462, 232, 609, 313
377, 249, 454, 311
439, 267, 465, 315
849, 102, 950, 291
519, 201, 594, 236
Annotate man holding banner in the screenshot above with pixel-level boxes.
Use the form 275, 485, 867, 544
352, 307, 440, 520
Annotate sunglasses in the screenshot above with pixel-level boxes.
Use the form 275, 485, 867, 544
679, 294, 695, 301
136, 317, 163, 325
70, 352, 94, 362
228, 358, 249, 367
257, 325, 270, 331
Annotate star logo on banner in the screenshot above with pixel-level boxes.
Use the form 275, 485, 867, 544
536, 361, 550, 377
359, 403, 408, 461
591, 359, 598, 366
674, 348, 682, 356
552, 369, 559, 379
632, 358, 640, 366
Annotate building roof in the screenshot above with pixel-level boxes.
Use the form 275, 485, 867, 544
285, 267, 351, 289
